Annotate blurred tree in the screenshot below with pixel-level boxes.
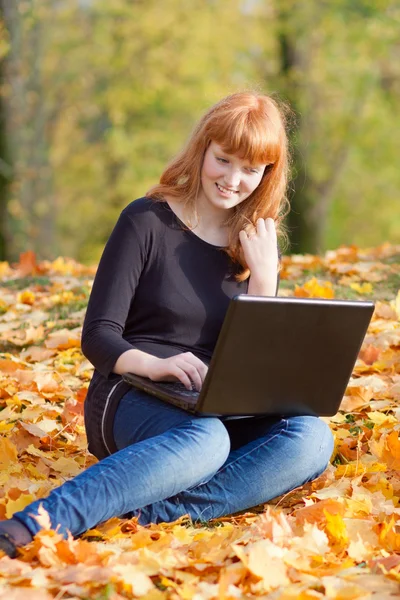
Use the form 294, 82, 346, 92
1, 0, 58, 261
0, 3, 12, 260
271, 0, 400, 252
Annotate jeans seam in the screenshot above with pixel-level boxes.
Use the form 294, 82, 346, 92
208, 418, 289, 478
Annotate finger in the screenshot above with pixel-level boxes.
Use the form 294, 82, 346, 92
256, 218, 266, 236
239, 229, 248, 243
264, 218, 277, 237
172, 366, 193, 390
184, 354, 209, 383
239, 228, 257, 243
198, 362, 208, 382
181, 361, 203, 391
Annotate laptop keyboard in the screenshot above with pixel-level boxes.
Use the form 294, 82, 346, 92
161, 381, 200, 400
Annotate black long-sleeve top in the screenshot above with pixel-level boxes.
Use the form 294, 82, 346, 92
81, 197, 279, 458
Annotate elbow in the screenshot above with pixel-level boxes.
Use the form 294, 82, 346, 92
80, 323, 100, 365
80, 322, 131, 379
80, 333, 96, 368
80, 333, 90, 362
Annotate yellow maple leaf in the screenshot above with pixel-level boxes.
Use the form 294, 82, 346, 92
46, 456, 82, 477
294, 277, 335, 299
324, 511, 349, 548
0, 261, 11, 277
375, 517, 400, 553
0, 421, 15, 434
366, 411, 397, 426
349, 282, 373, 294
17, 290, 36, 305
6, 493, 35, 518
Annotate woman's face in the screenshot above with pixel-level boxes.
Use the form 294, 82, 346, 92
198, 141, 268, 212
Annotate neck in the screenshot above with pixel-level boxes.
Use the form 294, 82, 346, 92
189, 192, 231, 231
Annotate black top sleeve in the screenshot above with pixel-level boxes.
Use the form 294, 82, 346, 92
81, 212, 146, 378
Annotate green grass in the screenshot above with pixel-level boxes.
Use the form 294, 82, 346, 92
1, 276, 52, 290
280, 260, 399, 302
47, 298, 89, 322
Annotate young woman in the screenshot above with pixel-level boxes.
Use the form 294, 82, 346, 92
0, 91, 334, 557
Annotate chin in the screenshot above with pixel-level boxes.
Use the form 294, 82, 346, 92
213, 198, 238, 210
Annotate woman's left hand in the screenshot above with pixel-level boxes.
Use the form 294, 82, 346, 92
239, 218, 278, 293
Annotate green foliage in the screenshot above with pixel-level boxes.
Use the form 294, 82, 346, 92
1, 0, 399, 261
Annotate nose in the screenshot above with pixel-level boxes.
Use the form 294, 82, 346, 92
224, 167, 241, 189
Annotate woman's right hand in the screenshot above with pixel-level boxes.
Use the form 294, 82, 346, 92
146, 353, 208, 391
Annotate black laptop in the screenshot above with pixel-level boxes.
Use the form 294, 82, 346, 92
122, 295, 374, 417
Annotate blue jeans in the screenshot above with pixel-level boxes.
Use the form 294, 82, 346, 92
14, 388, 334, 538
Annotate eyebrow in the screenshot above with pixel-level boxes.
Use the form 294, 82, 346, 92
214, 146, 269, 169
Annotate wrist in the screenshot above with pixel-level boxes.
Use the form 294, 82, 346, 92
113, 349, 159, 377
247, 271, 277, 297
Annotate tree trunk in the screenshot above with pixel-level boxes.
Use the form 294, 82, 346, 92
1, 0, 56, 262
277, 1, 377, 255
277, 4, 326, 254
0, 62, 10, 261
0, 2, 13, 261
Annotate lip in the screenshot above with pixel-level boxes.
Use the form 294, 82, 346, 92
215, 183, 238, 197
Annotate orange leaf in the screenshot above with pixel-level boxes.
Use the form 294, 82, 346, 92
293, 499, 345, 526
0, 359, 22, 374
359, 345, 381, 365
76, 386, 87, 403
0, 437, 18, 465
371, 430, 400, 470
16, 250, 37, 276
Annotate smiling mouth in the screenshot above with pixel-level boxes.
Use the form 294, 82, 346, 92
216, 183, 238, 195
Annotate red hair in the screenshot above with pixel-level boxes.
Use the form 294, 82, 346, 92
147, 91, 292, 281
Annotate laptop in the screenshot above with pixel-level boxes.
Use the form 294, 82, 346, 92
122, 295, 375, 417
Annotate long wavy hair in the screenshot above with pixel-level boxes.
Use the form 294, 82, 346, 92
147, 91, 292, 281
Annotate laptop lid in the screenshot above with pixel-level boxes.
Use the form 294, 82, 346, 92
196, 295, 374, 417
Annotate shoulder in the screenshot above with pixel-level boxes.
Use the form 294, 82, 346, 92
117, 196, 173, 252
121, 196, 169, 227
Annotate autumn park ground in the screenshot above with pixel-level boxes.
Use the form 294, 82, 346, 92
0, 244, 400, 600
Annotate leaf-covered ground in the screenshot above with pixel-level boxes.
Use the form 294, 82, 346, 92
0, 244, 399, 600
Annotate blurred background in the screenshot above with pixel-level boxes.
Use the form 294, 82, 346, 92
0, 0, 399, 264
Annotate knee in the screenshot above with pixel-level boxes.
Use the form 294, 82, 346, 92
289, 415, 334, 478
189, 417, 231, 472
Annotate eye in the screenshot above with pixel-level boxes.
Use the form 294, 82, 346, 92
247, 167, 259, 174
216, 157, 229, 164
